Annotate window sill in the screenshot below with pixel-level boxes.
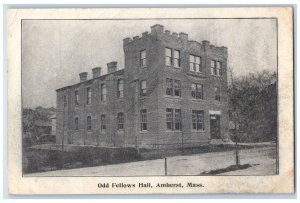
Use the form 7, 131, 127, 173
186, 72, 207, 78
211, 74, 222, 78
191, 98, 204, 102
164, 95, 182, 99
165, 130, 182, 133
140, 130, 148, 134
165, 65, 181, 70
191, 130, 206, 133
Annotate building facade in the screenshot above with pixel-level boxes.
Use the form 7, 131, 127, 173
56, 24, 230, 149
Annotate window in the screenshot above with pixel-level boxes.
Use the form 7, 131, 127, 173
174, 80, 181, 97
174, 109, 182, 130
101, 84, 106, 102
191, 84, 203, 99
166, 108, 173, 130
117, 112, 125, 130
189, 55, 201, 72
217, 61, 222, 76
87, 116, 92, 131
87, 87, 91, 105
140, 80, 147, 97
165, 48, 172, 66
63, 95, 67, 107
117, 79, 124, 98
165, 48, 180, 67
192, 110, 204, 130
74, 117, 79, 130
173, 50, 180, 68
166, 108, 182, 131
166, 78, 173, 96
215, 87, 221, 101
211, 60, 217, 75
140, 50, 146, 68
101, 114, 106, 130
140, 109, 147, 131
166, 78, 181, 97
75, 90, 79, 105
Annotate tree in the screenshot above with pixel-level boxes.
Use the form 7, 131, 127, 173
228, 70, 277, 142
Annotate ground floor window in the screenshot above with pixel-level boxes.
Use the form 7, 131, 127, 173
87, 116, 92, 131
74, 117, 79, 130
166, 108, 181, 131
192, 110, 204, 130
117, 112, 125, 130
101, 114, 106, 130
140, 109, 147, 131
174, 109, 182, 130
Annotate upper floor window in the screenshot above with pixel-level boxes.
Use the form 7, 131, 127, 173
215, 87, 221, 102
101, 84, 106, 102
101, 114, 106, 130
117, 112, 125, 130
75, 90, 79, 105
74, 117, 79, 130
173, 50, 180, 68
166, 78, 181, 97
217, 61, 222, 76
140, 109, 147, 131
174, 80, 181, 97
87, 116, 92, 131
189, 55, 201, 72
63, 95, 67, 107
140, 50, 147, 68
166, 78, 173, 96
191, 84, 203, 99
87, 87, 91, 105
211, 60, 216, 75
117, 79, 124, 98
165, 48, 172, 66
140, 80, 147, 97
192, 110, 204, 131
165, 48, 180, 68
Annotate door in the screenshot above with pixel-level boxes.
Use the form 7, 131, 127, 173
210, 115, 221, 139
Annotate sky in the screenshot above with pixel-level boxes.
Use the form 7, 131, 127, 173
22, 19, 277, 108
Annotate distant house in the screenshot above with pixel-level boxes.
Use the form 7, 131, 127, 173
34, 120, 52, 135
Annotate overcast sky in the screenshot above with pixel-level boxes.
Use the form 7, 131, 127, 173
22, 19, 277, 108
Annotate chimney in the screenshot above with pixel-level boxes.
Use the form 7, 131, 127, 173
92, 67, 101, 78
202, 40, 210, 51
151, 24, 164, 34
142, 31, 148, 37
172, 32, 178, 37
107, 61, 117, 73
179, 32, 188, 41
79, 72, 88, 82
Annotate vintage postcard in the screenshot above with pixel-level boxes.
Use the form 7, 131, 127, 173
7, 7, 294, 194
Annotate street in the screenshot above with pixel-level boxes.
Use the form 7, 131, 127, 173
28, 145, 276, 176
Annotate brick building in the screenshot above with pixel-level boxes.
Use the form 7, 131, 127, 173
56, 24, 230, 149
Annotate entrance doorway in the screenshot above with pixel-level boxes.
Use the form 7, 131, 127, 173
210, 115, 221, 139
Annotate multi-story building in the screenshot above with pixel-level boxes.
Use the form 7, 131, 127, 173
56, 24, 230, 149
